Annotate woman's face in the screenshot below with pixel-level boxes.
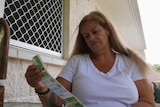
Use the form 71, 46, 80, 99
81, 20, 110, 54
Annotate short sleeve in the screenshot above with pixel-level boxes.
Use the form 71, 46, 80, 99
58, 55, 79, 83
131, 62, 146, 81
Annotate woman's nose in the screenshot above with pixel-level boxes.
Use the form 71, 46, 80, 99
88, 34, 95, 41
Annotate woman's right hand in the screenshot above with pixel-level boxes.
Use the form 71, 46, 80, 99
25, 65, 47, 92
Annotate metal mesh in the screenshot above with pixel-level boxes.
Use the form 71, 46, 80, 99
4, 0, 63, 56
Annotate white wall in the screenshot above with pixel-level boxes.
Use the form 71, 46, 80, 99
96, 0, 146, 51
0, 0, 5, 17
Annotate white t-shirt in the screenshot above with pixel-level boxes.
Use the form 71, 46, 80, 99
58, 54, 145, 107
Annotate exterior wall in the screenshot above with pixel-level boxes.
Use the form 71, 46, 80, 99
0, 57, 62, 103
0, 0, 5, 17
0, 0, 102, 103
68, 0, 99, 55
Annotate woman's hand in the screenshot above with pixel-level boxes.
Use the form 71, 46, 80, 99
25, 65, 47, 92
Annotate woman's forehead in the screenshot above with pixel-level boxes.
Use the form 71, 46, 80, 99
81, 21, 100, 33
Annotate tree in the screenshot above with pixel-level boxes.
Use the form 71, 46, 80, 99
152, 64, 160, 72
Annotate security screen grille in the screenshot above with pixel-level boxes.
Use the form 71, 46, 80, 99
4, 0, 63, 57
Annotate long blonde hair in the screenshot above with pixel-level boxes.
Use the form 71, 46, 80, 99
71, 11, 151, 74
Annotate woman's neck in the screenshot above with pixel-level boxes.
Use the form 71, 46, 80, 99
90, 49, 116, 61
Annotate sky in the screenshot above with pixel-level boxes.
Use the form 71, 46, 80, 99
137, 0, 160, 65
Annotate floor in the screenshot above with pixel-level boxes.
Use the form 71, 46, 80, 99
4, 102, 43, 107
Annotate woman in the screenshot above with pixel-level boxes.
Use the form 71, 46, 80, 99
25, 11, 155, 107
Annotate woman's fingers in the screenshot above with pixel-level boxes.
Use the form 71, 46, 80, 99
25, 65, 42, 87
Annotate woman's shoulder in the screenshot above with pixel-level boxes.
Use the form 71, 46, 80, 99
116, 53, 135, 67
115, 53, 140, 75
69, 54, 89, 62
71, 54, 89, 59
117, 53, 131, 60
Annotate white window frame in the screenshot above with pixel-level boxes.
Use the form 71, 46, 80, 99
0, 0, 67, 65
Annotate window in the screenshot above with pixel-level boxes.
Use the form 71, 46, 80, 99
4, 0, 63, 57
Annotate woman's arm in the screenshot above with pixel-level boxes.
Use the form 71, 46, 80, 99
25, 65, 72, 107
38, 77, 72, 106
131, 79, 155, 107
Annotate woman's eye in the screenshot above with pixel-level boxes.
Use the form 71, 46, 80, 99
92, 30, 98, 34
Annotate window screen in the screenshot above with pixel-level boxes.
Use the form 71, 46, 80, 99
4, 0, 63, 56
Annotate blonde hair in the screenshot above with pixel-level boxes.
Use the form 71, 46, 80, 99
71, 11, 151, 74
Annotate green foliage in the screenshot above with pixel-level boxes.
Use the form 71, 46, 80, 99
153, 64, 160, 72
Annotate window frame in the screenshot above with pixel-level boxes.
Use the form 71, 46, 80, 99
1, 0, 69, 65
